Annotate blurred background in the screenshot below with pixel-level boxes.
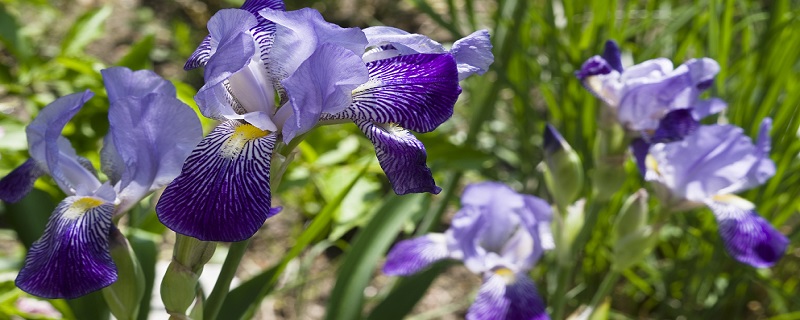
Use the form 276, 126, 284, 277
0, 0, 798, 319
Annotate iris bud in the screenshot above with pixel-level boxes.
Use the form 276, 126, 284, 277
161, 235, 216, 315
542, 124, 584, 210
611, 190, 658, 271
592, 110, 629, 201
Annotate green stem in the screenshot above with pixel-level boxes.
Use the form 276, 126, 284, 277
551, 261, 574, 319
203, 239, 251, 320
589, 270, 621, 315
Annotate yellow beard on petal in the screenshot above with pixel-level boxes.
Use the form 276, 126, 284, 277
712, 194, 755, 210
63, 197, 105, 219
494, 268, 517, 285
221, 124, 269, 159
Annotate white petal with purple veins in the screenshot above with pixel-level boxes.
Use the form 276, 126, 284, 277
707, 196, 788, 267
467, 271, 549, 320
16, 196, 116, 299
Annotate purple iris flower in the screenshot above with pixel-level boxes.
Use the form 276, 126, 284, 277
0, 67, 202, 299
384, 182, 553, 320
577, 40, 726, 138
156, 0, 493, 242
639, 119, 788, 267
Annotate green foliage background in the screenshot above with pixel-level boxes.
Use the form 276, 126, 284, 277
0, 0, 798, 319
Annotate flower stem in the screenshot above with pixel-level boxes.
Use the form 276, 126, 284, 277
589, 270, 621, 316
203, 238, 251, 320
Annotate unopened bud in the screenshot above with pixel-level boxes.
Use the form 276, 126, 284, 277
611, 226, 659, 271
102, 229, 145, 320
613, 189, 648, 240
557, 199, 586, 264
542, 124, 584, 209
592, 112, 629, 201
162, 235, 216, 315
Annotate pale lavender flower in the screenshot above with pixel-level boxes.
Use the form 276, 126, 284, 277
0, 67, 202, 298
384, 182, 553, 320
639, 119, 787, 267
577, 40, 726, 137
157, 0, 493, 242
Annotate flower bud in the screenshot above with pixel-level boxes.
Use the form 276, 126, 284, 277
542, 124, 584, 209
592, 110, 629, 201
102, 229, 145, 320
611, 190, 658, 271
161, 235, 216, 315
556, 199, 586, 264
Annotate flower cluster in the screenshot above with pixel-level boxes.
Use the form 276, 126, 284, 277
578, 40, 788, 267
154, 0, 494, 242
0, 68, 203, 298
384, 182, 553, 320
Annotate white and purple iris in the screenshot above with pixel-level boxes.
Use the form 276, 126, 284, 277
384, 182, 553, 320
0, 68, 202, 299
637, 119, 788, 267
155, 0, 494, 242
577, 40, 727, 141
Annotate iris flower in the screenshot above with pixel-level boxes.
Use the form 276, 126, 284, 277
0, 67, 202, 298
577, 40, 726, 138
384, 182, 553, 320
156, 0, 493, 242
638, 119, 788, 267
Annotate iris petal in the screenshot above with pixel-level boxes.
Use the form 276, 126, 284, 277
0, 159, 43, 203
355, 120, 440, 195
451, 30, 494, 80
16, 196, 116, 299
324, 53, 461, 133
280, 43, 370, 142
26, 91, 101, 196
383, 234, 450, 276
106, 94, 203, 214
467, 272, 549, 320
185, 0, 285, 70
101, 67, 176, 103
156, 121, 278, 242
707, 197, 788, 267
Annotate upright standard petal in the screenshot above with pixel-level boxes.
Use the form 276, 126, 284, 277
185, 0, 285, 70
15, 196, 116, 299
600, 40, 623, 73
355, 120, 440, 195
105, 94, 203, 213
383, 233, 450, 276
467, 272, 549, 320
101, 67, 176, 103
324, 53, 461, 133
260, 7, 368, 83
707, 196, 788, 267
0, 159, 44, 203
26, 91, 101, 196
451, 30, 494, 80
194, 9, 258, 120
156, 121, 278, 242
362, 26, 445, 57
279, 43, 370, 142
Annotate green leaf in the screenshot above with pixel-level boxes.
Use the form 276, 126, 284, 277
3, 189, 56, 249
366, 262, 449, 320
127, 230, 160, 320
324, 193, 427, 320
116, 34, 155, 70
0, 4, 32, 60
60, 6, 112, 56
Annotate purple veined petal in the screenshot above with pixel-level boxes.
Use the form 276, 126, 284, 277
601, 40, 623, 73
354, 120, 441, 195
691, 97, 727, 120
383, 233, 450, 276
451, 29, 494, 81
362, 26, 445, 60
0, 159, 44, 203
101, 67, 176, 103
26, 91, 101, 196
323, 53, 461, 133
156, 120, 278, 242
185, 0, 285, 70
16, 196, 116, 299
467, 271, 549, 320
105, 94, 203, 214
280, 43, 370, 143
260, 8, 368, 83
577, 63, 622, 107
706, 196, 788, 267
650, 108, 699, 143
630, 138, 651, 176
